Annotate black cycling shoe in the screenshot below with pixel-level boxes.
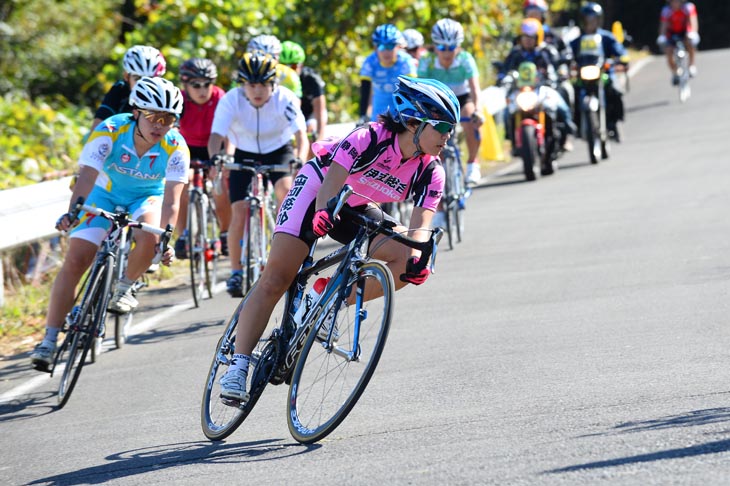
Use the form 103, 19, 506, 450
226, 273, 243, 298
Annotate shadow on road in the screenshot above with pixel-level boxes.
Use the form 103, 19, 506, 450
546, 406, 730, 473
126, 318, 225, 346
29, 439, 321, 485
625, 100, 671, 114
0, 391, 55, 422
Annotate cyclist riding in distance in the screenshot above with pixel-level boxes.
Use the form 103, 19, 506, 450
418, 18, 483, 186
569, 2, 629, 141
173, 58, 231, 260
217, 75, 459, 404
657, 0, 699, 85
208, 51, 308, 298
358, 24, 417, 125
280, 40, 328, 143
30, 77, 189, 370
247, 34, 302, 99
90, 45, 166, 132
402, 28, 427, 61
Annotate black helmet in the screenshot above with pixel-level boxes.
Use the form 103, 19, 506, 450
179, 58, 218, 82
237, 51, 278, 84
580, 2, 603, 19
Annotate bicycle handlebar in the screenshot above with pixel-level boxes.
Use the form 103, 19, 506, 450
325, 185, 444, 274
221, 160, 293, 175
68, 197, 173, 262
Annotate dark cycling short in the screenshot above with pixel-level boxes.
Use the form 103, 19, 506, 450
456, 93, 474, 109
189, 145, 209, 162
228, 144, 294, 203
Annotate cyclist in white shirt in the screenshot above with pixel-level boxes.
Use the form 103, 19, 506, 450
208, 51, 308, 297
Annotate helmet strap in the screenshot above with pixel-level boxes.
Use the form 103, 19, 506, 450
134, 115, 151, 143
411, 122, 428, 158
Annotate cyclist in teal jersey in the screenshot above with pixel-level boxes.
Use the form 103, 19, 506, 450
30, 77, 189, 371
358, 24, 417, 124
418, 18, 483, 186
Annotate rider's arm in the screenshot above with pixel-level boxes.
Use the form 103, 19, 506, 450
359, 79, 372, 119
207, 132, 227, 160
315, 162, 350, 211
68, 166, 98, 212
293, 128, 309, 161
160, 180, 185, 235
312, 94, 328, 139
408, 206, 435, 251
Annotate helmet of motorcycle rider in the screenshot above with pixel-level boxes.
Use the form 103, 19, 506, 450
580, 2, 604, 32
519, 18, 545, 46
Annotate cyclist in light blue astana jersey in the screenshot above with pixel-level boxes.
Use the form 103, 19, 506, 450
29, 77, 189, 372
359, 24, 417, 124
418, 18, 483, 186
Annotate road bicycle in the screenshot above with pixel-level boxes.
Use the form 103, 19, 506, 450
672, 36, 691, 103
221, 159, 289, 296
201, 185, 443, 443
187, 159, 220, 307
440, 133, 468, 250
51, 198, 171, 409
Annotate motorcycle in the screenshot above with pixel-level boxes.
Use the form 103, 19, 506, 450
504, 61, 561, 181
574, 33, 610, 164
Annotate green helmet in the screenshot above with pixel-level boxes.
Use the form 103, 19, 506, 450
280, 41, 306, 64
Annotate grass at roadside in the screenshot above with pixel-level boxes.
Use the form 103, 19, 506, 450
0, 259, 191, 358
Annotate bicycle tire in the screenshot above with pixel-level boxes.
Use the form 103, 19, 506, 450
200, 290, 282, 441
114, 312, 133, 349
244, 205, 265, 295
287, 261, 394, 444
189, 192, 206, 307
452, 163, 465, 243
205, 196, 219, 297
57, 257, 113, 408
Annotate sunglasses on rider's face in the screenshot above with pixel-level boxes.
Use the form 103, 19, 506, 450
406, 116, 455, 134
188, 81, 212, 89
436, 44, 458, 52
378, 43, 398, 51
139, 109, 177, 127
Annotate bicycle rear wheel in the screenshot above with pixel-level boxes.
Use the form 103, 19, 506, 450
287, 261, 394, 444
200, 288, 283, 441
57, 258, 112, 408
189, 192, 207, 307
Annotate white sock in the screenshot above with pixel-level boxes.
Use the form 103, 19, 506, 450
44, 326, 60, 345
229, 354, 251, 374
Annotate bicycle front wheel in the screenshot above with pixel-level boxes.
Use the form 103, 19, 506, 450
57, 258, 112, 408
244, 205, 265, 295
287, 261, 394, 444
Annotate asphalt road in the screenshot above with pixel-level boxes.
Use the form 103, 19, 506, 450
2, 48, 730, 485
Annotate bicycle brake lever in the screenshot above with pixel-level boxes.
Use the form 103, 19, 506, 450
152, 224, 173, 264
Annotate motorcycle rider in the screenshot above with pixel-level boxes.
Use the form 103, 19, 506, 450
657, 0, 700, 85
569, 2, 629, 142
500, 18, 575, 152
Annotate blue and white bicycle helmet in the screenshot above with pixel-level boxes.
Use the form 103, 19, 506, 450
391, 76, 460, 125
123, 45, 167, 77
431, 18, 465, 46
247, 34, 283, 58
130, 76, 184, 116
372, 24, 405, 47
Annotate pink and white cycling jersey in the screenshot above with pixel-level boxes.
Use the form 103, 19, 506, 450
661, 3, 697, 35
276, 122, 445, 238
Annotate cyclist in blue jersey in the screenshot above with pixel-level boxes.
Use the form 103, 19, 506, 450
358, 24, 417, 124
30, 77, 189, 371
418, 18, 483, 186
90, 45, 166, 132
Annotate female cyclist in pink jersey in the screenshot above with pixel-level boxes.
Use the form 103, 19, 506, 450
218, 75, 460, 403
